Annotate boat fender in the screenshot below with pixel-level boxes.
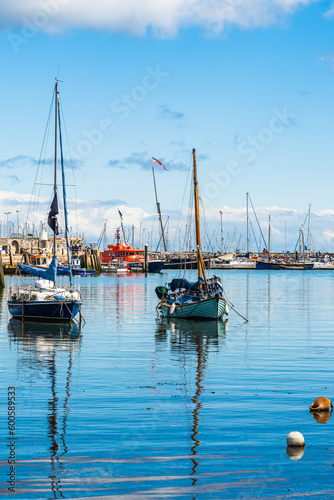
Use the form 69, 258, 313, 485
170, 303, 176, 316
225, 304, 229, 315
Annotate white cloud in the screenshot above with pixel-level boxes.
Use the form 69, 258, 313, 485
1, 189, 334, 251
0, 0, 319, 37
324, 2, 334, 18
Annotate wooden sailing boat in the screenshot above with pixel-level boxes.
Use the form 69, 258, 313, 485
155, 149, 229, 320
8, 82, 82, 322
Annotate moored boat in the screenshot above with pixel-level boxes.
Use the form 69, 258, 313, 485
156, 149, 229, 321
7, 81, 83, 322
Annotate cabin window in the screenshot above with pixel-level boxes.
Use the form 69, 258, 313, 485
115, 252, 118, 257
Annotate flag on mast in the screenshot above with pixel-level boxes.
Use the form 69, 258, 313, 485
152, 157, 169, 171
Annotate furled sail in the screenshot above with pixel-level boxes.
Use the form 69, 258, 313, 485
48, 193, 59, 235
18, 255, 58, 282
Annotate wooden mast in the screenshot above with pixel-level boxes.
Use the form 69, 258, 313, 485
53, 82, 58, 257
193, 149, 202, 280
193, 149, 209, 293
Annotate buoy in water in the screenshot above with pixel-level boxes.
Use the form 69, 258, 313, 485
286, 431, 305, 447
309, 396, 332, 412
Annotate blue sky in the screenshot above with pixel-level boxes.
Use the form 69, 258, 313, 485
0, 0, 334, 251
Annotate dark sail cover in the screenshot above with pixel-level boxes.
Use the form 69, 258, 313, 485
48, 192, 59, 235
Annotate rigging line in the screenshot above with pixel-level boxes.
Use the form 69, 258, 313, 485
58, 99, 73, 286
27, 91, 55, 228
155, 217, 169, 253
31, 95, 54, 223
59, 100, 79, 237
249, 219, 260, 254
171, 153, 192, 251
249, 195, 268, 250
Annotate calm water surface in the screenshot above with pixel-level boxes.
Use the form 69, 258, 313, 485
1, 269, 334, 499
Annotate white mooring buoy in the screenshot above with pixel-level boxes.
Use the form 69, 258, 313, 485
286, 431, 305, 447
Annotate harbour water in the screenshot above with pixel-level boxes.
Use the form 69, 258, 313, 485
1, 269, 334, 499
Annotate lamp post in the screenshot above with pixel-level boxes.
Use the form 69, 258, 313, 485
16, 210, 20, 237
4, 212, 11, 254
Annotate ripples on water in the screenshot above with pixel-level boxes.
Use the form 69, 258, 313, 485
1, 270, 334, 499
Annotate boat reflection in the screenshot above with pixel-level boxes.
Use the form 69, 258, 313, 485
8, 319, 81, 498
155, 318, 228, 346
8, 318, 81, 346
155, 318, 227, 485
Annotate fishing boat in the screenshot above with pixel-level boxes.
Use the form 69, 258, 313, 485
8, 81, 82, 322
57, 258, 96, 276
155, 149, 229, 320
101, 235, 165, 273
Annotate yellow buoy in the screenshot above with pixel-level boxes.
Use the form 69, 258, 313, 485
309, 397, 332, 412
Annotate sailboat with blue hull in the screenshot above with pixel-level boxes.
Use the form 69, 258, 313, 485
8, 82, 82, 322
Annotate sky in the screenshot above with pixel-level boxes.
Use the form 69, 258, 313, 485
0, 0, 334, 252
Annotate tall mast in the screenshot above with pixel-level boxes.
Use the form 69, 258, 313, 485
118, 210, 127, 245
220, 211, 223, 254
246, 192, 250, 256
53, 82, 58, 257
307, 204, 311, 256
268, 214, 271, 261
193, 148, 202, 280
152, 166, 167, 252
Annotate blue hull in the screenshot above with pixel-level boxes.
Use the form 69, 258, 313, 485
8, 300, 81, 321
148, 261, 165, 273
57, 266, 95, 276
256, 261, 281, 270
57, 266, 70, 275
72, 268, 95, 276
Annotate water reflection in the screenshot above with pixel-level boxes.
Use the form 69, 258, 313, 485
286, 445, 305, 462
155, 318, 227, 486
310, 410, 332, 424
8, 319, 81, 498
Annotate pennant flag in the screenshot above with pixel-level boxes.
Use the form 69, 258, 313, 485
47, 192, 59, 235
199, 196, 222, 213
152, 157, 169, 171
118, 209, 123, 218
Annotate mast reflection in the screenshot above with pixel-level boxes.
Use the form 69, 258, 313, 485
155, 318, 227, 486
8, 319, 81, 498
